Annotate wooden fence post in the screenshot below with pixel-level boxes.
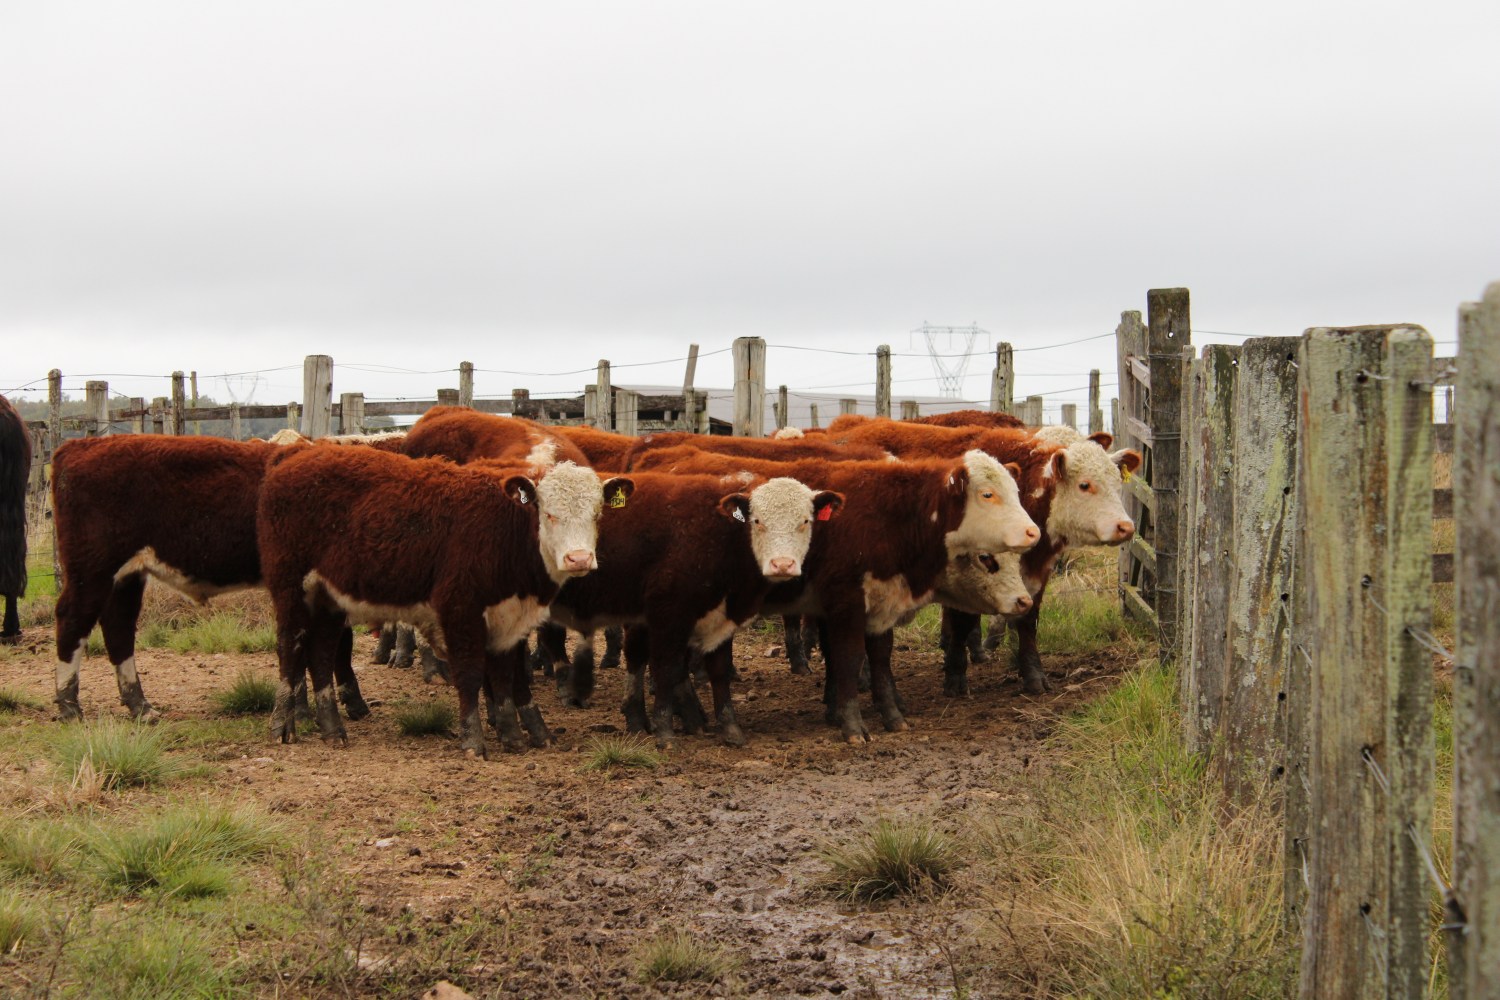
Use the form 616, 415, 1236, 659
437, 389, 460, 407
900, 400, 920, 420
595, 360, 612, 431
286, 402, 300, 431
1146, 288, 1191, 658
48, 370, 62, 446
228, 403, 242, 441
776, 385, 789, 431
150, 397, 167, 435
171, 371, 186, 436
190, 370, 201, 436
839, 398, 857, 416
1061, 403, 1077, 430
1089, 369, 1103, 434
340, 392, 365, 435
1022, 395, 1044, 426
1116, 311, 1147, 609
583, 386, 597, 427
85, 381, 109, 436
681, 344, 699, 433
1181, 345, 1238, 751
616, 389, 639, 436
458, 361, 474, 407
732, 338, 766, 437
1298, 325, 1434, 1000
876, 346, 892, 418
300, 355, 333, 438
991, 343, 1014, 414
127, 397, 145, 434
809, 404, 820, 429
1451, 282, 1500, 998
1220, 337, 1301, 804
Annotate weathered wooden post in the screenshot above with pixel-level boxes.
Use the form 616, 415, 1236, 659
694, 390, 709, 433
1297, 325, 1434, 1000
900, 400, 920, 421
595, 360, 613, 431
340, 392, 365, 435
1451, 282, 1500, 998
616, 389, 639, 436
190, 370, 201, 436
1089, 370, 1103, 434
809, 404, 820, 429
171, 371, 187, 436
437, 388, 460, 407
458, 361, 474, 408
85, 381, 109, 436
732, 338, 766, 437
876, 346, 892, 418
991, 343, 1013, 414
680, 344, 699, 433
300, 355, 333, 438
285, 401, 301, 431
1116, 311, 1147, 610
1022, 395, 1044, 426
776, 385, 789, 431
228, 402, 242, 441
48, 370, 62, 446
1061, 403, 1077, 430
150, 397, 168, 435
512, 388, 532, 421
1181, 345, 1238, 750
1177, 352, 1203, 741
128, 397, 146, 435
1111, 397, 1119, 437
1220, 337, 1300, 804
839, 398, 857, 416
1146, 288, 1191, 658
583, 385, 597, 427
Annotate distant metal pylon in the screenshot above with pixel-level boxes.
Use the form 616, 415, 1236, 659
913, 323, 989, 398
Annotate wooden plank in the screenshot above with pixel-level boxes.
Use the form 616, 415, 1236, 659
900, 400, 920, 421
1121, 469, 1157, 516
1061, 403, 1077, 430
1287, 331, 1314, 930
839, 398, 857, 416
876, 345, 891, 418
1185, 344, 1239, 754
1178, 351, 1202, 751
1451, 281, 1500, 999
1221, 337, 1301, 805
616, 389, 639, 436
1121, 583, 1156, 626
1115, 310, 1147, 601
301, 355, 333, 438
1128, 354, 1152, 390
436, 389, 460, 407
339, 392, 365, 435
1128, 534, 1157, 577
1297, 325, 1434, 1000
1124, 414, 1154, 448
1147, 287, 1191, 659
732, 338, 766, 437
1431, 355, 1458, 386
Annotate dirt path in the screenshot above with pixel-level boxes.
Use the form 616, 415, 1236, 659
0, 620, 1126, 998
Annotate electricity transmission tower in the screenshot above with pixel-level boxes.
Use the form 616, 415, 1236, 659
913, 323, 990, 398
221, 374, 263, 405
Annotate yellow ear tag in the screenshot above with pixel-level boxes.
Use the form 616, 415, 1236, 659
1121, 468, 1132, 482
609, 487, 628, 509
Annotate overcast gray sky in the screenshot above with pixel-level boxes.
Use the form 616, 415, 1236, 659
3, 1, 1496, 416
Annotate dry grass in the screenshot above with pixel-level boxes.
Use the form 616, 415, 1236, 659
633, 929, 736, 985
819, 818, 961, 902
579, 734, 663, 775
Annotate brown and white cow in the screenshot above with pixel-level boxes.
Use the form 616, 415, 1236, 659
256, 445, 631, 756
622, 430, 892, 470
628, 448, 1040, 741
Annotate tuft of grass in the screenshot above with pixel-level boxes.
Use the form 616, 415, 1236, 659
53, 721, 180, 791
0, 890, 37, 954
579, 734, 663, 775
633, 929, 735, 984
71, 923, 226, 999
211, 670, 278, 715
819, 818, 960, 902
0, 820, 81, 882
0, 687, 44, 713
395, 700, 456, 737
90, 804, 279, 897
165, 614, 277, 654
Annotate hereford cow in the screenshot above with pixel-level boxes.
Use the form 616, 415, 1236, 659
629, 448, 1040, 741
50, 436, 370, 723
531, 471, 843, 747
0, 397, 30, 643
907, 409, 1028, 431
552, 424, 636, 471
257, 446, 631, 756
622, 430, 892, 470
403, 406, 590, 468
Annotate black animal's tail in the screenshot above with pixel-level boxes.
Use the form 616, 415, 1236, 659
0, 397, 32, 599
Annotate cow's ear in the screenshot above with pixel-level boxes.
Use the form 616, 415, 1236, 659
947, 465, 970, 497
1088, 431, 1114, 450
1112, 449, 1143, 475
503, 475, 538, 507
1003, 462, 1023, 484
602, 476, 635, 509
812, 491, 844, 522
1046, 450, 1067, 482
717, 493, 752, 523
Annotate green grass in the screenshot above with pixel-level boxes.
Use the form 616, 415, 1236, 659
579, 734, 663, 775
634, 929, 735, 984
819, 818, 961, 902
395, 699, 456, 737
161, 614, 277, 654
53, 720, 180, 791
0, 890, 38, 954
0, 819, 81, 881
71, 923, 228, 1000
211, 669, 278, 715
0, 686, 44, 713
89, 804, 279, 898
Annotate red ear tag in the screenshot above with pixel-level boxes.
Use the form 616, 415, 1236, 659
816, 505, 833, 521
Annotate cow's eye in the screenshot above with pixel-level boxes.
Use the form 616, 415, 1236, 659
981, 491, 994, 499
1078, 481, 1092, 492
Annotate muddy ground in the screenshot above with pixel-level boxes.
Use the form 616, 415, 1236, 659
0, 616, 1130, 998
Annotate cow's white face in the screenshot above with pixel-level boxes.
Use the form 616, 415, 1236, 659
935, 551, 1032, 617
720, 477, 842, 580
943, 450, 1041, 560
1044, 438, 1141, 547
527, 462, 634, 581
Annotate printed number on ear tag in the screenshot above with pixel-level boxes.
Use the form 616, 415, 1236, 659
610, 487, 628, 509
733, 507, 746, 522
816, 505, 833, 522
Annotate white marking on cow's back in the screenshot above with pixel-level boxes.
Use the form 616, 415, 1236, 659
484, 596, 549, 652
862, 573, 932, 634
690, 600, 739, 652
525, 438, 559, 471
772, 426, 804, 440
303, 571, 440, 630
116, 547, 257, 604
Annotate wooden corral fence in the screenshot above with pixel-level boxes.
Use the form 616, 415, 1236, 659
1120, 281, 1500, 997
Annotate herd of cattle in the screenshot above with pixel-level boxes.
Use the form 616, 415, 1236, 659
45, 407, 1140, 757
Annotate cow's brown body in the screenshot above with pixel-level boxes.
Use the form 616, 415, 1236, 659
622, 430, 890, 470
0, 397, 32, 642
403, 407, 590, 468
